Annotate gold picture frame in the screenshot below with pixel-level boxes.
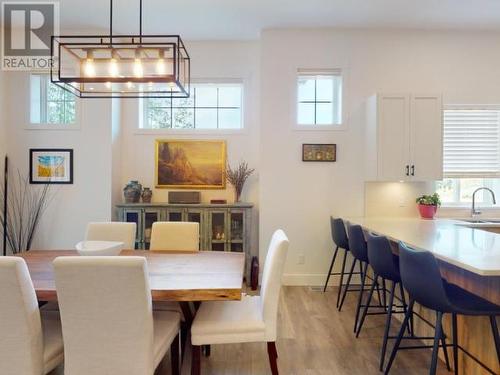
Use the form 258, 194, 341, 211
155, 140, 227, 189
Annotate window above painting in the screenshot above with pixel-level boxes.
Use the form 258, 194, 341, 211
296, 69, 343, 128
30, 74, 78, 128
140, 82, 244, 131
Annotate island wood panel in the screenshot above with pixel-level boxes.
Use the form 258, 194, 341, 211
18, 250, 245, 302
383, 240, 500, 375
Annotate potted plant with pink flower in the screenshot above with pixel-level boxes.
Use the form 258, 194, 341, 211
416, 193, 441, 220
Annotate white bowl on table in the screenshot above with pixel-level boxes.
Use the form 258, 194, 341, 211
75, 241, 124, 256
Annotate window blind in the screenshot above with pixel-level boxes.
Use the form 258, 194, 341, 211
443, 109, 500, 178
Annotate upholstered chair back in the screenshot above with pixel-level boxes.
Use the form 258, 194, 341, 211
85, 222, 137, 249
54, 256, 155, 375
0, 257, 44, 375
260, 229, 289, 340
150, 222, 199, 251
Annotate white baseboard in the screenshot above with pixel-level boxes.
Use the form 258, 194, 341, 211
282, 273, 362, 286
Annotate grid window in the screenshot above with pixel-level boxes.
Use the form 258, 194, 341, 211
143, 83, 243, 129
30, 74, 76, 124
297, 72, 342, 125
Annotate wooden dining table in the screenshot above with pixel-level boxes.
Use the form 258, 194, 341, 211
19, 250, 245, 304
19, 249, 245, 374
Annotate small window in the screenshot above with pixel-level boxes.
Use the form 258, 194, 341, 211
297, 70, 342, 126
436, 107, 500, 205
142, 83, 243, 130
30, 74, 77, 125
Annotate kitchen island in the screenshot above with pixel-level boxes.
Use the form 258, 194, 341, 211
346, 217, 500, 374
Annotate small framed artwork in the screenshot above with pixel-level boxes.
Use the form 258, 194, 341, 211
29, 149, 74, 184
302, 144, 337, 162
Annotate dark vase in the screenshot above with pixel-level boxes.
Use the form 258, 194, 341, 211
142, 187, 153, 203
124, 180, 142, 203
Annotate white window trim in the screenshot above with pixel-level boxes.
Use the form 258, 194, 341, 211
26, 74, 81, 130
293, 68, 348, 131
137, 78, 246, 134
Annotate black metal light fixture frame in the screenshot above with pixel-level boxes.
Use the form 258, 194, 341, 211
50, 0, 190, 99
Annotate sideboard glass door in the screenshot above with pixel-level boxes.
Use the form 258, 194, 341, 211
123, 209, 142, 249
143, 209, 161, 250
209, 210, 227, 251
167, 209, 184, 222
228, 210, 245, 252
187, 209, 204, 250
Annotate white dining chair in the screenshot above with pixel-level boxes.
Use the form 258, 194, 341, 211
54, 256, 181, 375
190, 229, 289, 375
150, 221, 199, 251
85, 222, 137, 249
0, 257, 64, 375
149, 222, 199, 317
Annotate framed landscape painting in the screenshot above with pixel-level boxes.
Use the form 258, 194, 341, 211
155, 140, 226, 189
29, 149, 74, 184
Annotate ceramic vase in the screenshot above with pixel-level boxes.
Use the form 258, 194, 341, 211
123, 180, 142, 203
142, 187, 153, 203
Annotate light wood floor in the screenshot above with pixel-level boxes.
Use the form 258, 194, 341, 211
51, 286, 450, 375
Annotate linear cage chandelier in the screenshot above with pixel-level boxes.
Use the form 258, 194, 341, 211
50, 0, 190, 98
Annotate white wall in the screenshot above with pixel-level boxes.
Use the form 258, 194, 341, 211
119, 41, 261, 252
259, 29, 500, 285
3, 73, 113, 249
2, 29, 500, 282
0, 70, 6, 253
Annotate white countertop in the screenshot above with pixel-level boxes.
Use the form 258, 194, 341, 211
345, 217, 500, 276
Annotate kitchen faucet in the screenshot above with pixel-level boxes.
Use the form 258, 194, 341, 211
471, 187, 496, 217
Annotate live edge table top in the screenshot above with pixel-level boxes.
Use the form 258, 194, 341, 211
18, 250, 245, 302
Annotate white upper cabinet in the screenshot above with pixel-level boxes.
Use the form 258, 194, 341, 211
366, 93, 443, 181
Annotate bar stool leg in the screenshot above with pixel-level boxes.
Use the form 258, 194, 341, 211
336, 249, 348, 308
430, 311, 445, 375
356, 275, 378, 338
323, 245, 339, 292
379, 281, 396, 371
382, 278, 387, 311
440, 329, 451, 371
375, 278, 383, 307
384, 299, 415, 375
353, 262, 369, 333
399, 283, 413, 336
452, 313, 459, 375
490, 315, 500, 363
338, 258, 357, 311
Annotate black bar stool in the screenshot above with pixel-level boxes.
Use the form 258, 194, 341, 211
385, 242, 500, 375
323, 217, 361, 308
338, 225, 384, 331
356, 233, 412, 370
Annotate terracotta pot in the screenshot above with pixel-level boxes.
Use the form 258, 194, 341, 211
418, 204, 438, 219
141, 187, 153, 203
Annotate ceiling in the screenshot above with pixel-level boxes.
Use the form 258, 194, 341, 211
56, 0, 500, 39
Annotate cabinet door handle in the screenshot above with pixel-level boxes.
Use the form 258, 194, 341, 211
405, 165, 409, 176
411, 165, 415, 176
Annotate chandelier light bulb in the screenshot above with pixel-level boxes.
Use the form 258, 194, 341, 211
134, 58, 143, 78
109, 58, 119, 77
127, 81, 133, 89
156, 49, 167, 75
84, 59, 95, 77
84, 49, 95, 77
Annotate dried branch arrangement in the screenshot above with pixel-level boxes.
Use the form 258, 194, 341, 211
226, 161, 255, 202
0, 170, 53, 253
